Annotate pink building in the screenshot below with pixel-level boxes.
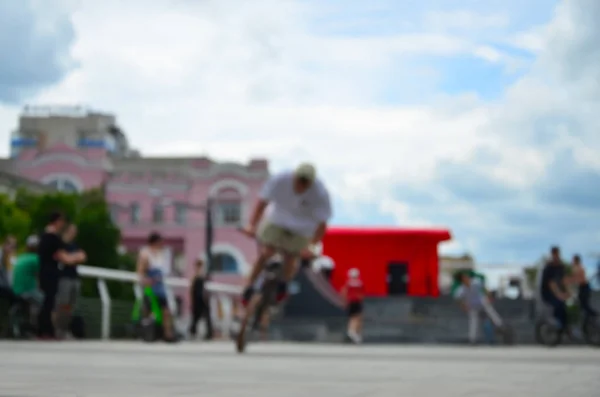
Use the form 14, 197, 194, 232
1, 106, 269, 281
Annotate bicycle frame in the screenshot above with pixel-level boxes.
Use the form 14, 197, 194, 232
251, 264, 283, 330
131, 286, 163, 324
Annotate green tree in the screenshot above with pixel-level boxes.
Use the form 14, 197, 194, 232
14, 189, 78, 234
75, 190, 126, 298
0, 194, 31, 244
10, 188, 134, 300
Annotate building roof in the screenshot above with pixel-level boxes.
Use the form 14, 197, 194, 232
326, 226, 452, 242
112, 156, 269, 178
0, 158, 11, 171
0, 170, 55, 193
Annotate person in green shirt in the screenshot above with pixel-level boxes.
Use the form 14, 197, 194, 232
12, 235, 44, 326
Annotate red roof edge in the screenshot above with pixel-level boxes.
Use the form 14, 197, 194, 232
326, 226, 452, 242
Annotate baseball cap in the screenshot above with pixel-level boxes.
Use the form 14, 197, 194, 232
26, 235, 39, 247
294, 163, 316, 182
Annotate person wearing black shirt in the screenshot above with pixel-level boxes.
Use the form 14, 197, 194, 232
188, 259, 213, 340
37, 212, 86, 339
56, 223, 85, 339
540, 246, 570, 331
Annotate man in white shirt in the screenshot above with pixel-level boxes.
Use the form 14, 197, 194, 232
240, 163, 332, 305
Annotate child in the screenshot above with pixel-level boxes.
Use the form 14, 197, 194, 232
341, 268, 364, 344
455, 271, 504, 344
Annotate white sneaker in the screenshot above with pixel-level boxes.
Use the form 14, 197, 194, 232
347, 330, 362, 344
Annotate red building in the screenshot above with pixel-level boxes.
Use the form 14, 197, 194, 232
322, 227, 452, 297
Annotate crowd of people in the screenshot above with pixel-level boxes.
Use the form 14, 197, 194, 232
0, 212, 86, 339
5, 162, 593, 347
451, 245, 598, 344
0, 162, 360, 344
538, 246, 596, 336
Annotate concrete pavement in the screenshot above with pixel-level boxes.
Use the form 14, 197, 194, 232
0, 341, 598, 396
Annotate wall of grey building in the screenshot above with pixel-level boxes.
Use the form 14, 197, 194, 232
3, 293, 596, 343
268, 293, 600, 344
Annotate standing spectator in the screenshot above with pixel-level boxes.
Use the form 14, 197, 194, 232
11, 235, 43, 328
55, 223, 85, 339
188, 259, 213, 340
37, 212, 86, 339
540, 246, 570, 334
341, 268, 364, 344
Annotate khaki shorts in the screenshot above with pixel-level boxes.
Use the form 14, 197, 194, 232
258, 223, 310, 254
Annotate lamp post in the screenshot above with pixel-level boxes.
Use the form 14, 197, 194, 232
204, 198, 214, 277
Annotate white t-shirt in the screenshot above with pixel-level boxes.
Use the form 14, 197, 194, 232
139, 246, 171, 276
260, 171, 332, 237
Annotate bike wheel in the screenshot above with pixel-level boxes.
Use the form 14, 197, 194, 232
582, 316, 600, 347
255, 280, 277, 329
141, 320, 159, 343
535, 321, 562, 347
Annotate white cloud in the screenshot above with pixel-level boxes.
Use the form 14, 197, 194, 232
1, 0, 598, 263
424, 10, 509, 32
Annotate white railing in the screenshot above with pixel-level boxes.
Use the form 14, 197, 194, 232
78, 265, 242, 340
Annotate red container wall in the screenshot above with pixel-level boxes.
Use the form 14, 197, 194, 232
322, 230, 449, 297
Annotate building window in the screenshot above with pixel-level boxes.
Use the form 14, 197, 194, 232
153, 203, 164, 224
130, 202, 140, 224
217, 201, 241, 226
175, 203, 187, 225
110, 204, 120, 224
211, 253, 239, 273
44, 177, 81, 193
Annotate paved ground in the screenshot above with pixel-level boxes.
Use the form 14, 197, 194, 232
0, 341, 598, 397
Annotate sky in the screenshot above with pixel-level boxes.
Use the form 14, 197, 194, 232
0, 0, 599, 270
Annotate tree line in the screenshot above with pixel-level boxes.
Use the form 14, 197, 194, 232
0, 188, 135, 300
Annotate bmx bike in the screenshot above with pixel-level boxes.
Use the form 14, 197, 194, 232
131, 286, 168, 342
236, 260, 283, 353
535, 301, 600, 347
235, 226, 295, 354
